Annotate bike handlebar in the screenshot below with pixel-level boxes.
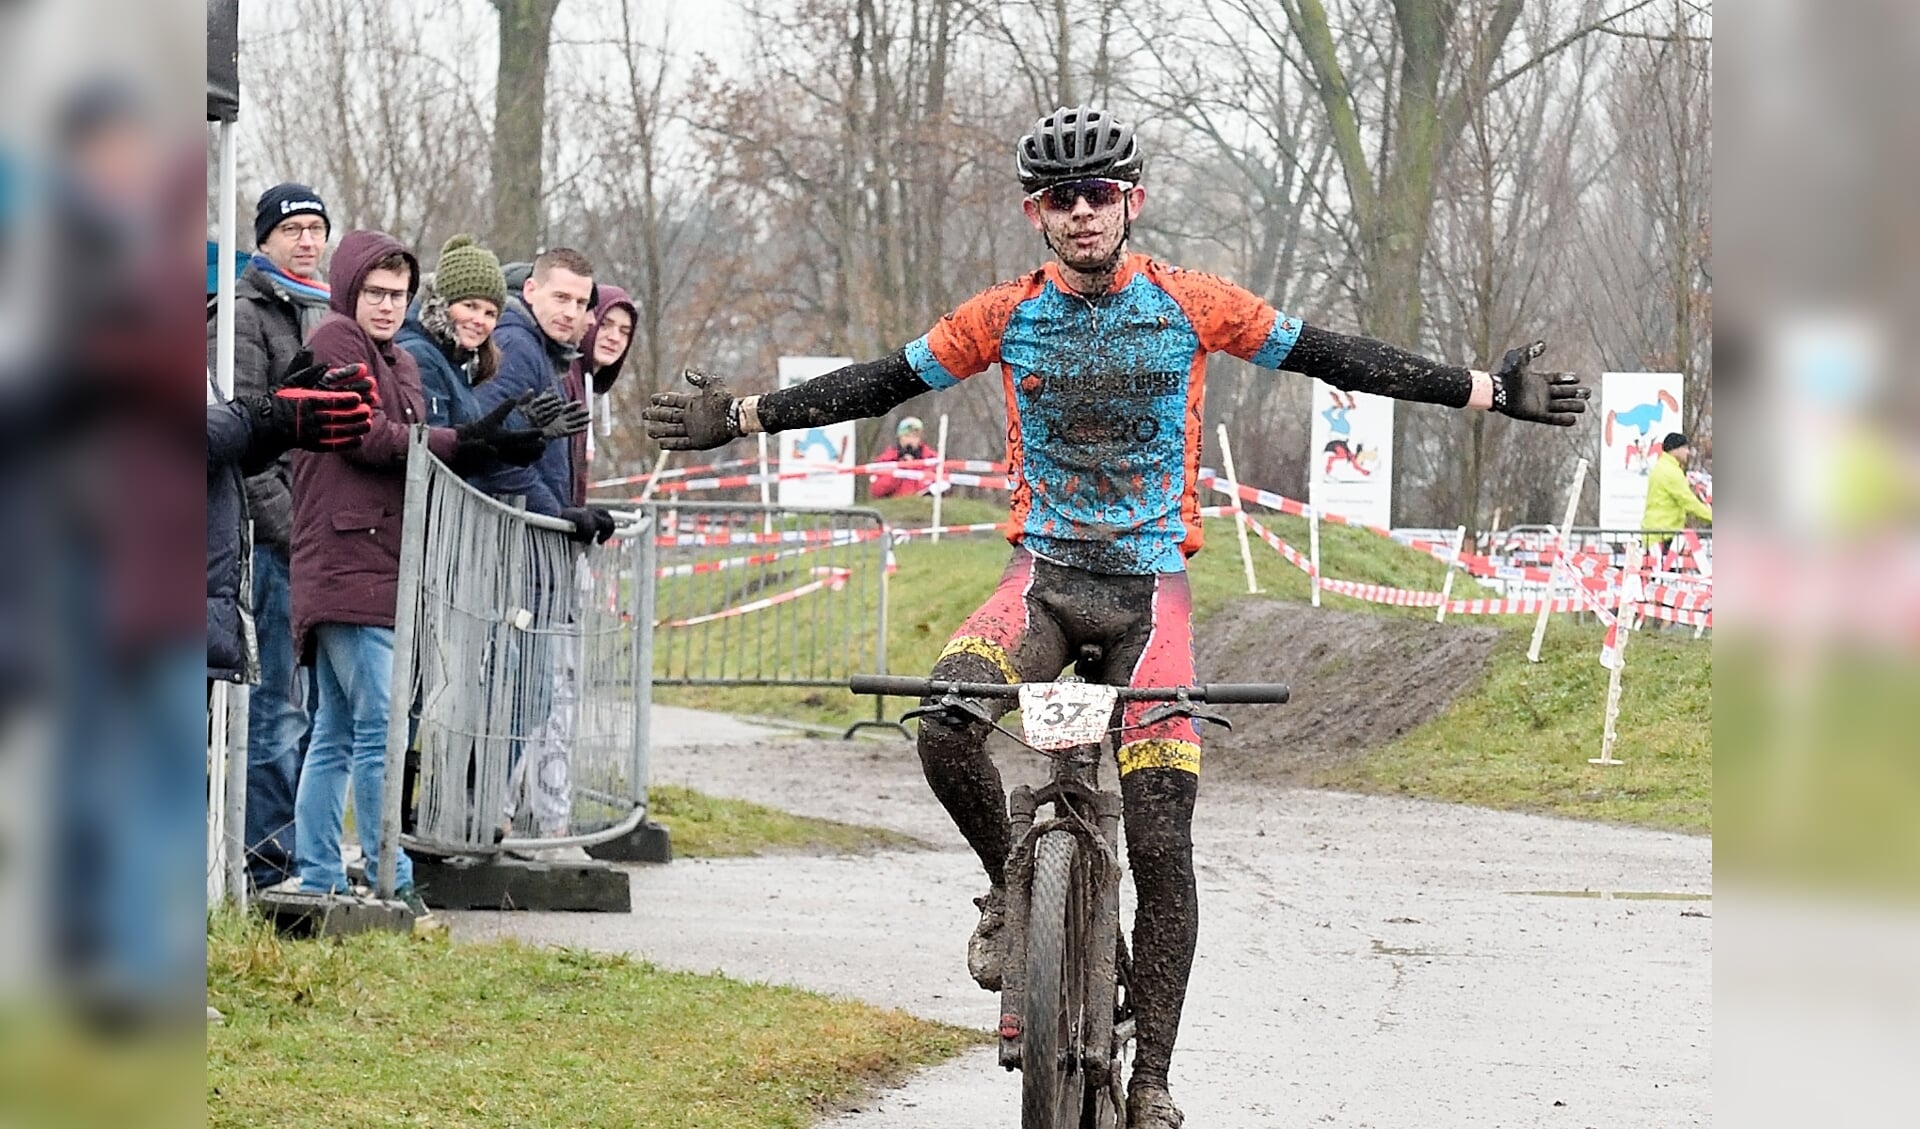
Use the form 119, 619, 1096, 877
848, 673, 1290, 705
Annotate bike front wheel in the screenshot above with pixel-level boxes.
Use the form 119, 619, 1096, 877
1023, 830, 1090, 1129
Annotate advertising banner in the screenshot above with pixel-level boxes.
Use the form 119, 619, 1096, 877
777, 356, 857, 507
1307, 380, 1394, 528
1599, 372, 1684, 530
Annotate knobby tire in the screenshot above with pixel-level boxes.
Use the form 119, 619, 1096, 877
1022, 831, 1087, 1129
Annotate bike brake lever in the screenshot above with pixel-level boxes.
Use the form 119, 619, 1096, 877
901, 693, 997, 727
1135, 702, 1235, 731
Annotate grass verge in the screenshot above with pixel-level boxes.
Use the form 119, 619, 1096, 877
207, 911, 983, 1129
650, 784, 923, 857
1317, 622, 1711, 833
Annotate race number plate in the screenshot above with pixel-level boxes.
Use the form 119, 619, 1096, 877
1017, 682, 1119, 750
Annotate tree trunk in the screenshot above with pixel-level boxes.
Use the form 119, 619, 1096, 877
491, 0, 561, 260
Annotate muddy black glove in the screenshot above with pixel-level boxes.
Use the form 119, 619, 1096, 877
521, 391, 592, 440
559, 505, 618, 545
644, 369, 741, 451
1490, 341, 1590, 427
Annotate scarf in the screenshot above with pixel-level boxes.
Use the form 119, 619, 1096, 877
254, 257, 331, 308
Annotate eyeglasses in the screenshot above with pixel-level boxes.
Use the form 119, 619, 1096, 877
360, 285, 411, 308
1027, 178, 1132, 212
276, 221, 328, 242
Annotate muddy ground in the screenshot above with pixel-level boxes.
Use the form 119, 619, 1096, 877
1191, 599, 1500, 784
445, 607, 1710, 1127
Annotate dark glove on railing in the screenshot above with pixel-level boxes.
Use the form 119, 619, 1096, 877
450, 400, 549, 471
559, 505, 618, 544
1490, 341, 1591, 427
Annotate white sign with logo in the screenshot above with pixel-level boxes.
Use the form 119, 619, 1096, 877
776, 356, 857, 508
1307, 380, 1394, 528
1598, 372, 1684, 530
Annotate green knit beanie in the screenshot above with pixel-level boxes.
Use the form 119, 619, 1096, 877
434, 234, 507, 310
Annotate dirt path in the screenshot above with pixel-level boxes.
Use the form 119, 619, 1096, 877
446, 722, 1710, 1127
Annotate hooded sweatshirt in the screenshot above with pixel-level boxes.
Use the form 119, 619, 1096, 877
288, 230, 457, 661
566, 284, 637, 507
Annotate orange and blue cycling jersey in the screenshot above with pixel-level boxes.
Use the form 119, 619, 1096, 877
903, 253, 1301, 575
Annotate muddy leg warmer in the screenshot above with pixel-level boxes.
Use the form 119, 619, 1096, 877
915, 652, 1016, 886
1121, 766, 1200, 1094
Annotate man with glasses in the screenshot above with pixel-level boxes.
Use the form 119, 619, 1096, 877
645, 105, 1590, 1127
210, 181, 335, 892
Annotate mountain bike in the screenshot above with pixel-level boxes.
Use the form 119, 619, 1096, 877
851, 650, 1289, 1129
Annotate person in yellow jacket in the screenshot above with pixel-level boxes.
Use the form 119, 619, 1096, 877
1642, 431, 1712, 550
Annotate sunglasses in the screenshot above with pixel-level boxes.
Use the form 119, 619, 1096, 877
1028, 178, 1132, 212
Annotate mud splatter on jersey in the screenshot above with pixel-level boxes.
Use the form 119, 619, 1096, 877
904, 253, 1300, 574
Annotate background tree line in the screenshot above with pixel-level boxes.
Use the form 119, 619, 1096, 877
235, 0, 1710, 531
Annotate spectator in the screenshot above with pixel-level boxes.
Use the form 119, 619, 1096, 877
211, 180, 334, 891
208, 359, 374, 684
396, 234, 505, 429
476, 248, 596, 518
512, 287, 634, 847
870, 416, 940, 498
1642, 431, 1713, 551
568, 285, 637, 506
289, 229, 546, 904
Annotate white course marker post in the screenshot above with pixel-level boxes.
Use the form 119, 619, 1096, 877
1436, 524, 1467, 623
636, 449, 671, 503
931, 413, 950, 543
1308, 504, 1323, 607
1528, 457, 1590, 663
1217, 425, 1260, 594
1591, 541, 1643, 766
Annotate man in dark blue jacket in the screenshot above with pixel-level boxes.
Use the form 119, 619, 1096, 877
473, 247, 595, 518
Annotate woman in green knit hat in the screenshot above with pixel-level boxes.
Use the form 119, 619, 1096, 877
397, 233, 509, 428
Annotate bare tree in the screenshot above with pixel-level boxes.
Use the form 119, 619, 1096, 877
240, 0, 494, 249
491, 0, 561, 260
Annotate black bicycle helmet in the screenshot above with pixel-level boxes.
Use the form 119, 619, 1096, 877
1015, 106, 1144, 192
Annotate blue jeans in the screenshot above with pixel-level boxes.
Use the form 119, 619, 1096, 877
294, 623, 412, 893
244, 547, 309, 887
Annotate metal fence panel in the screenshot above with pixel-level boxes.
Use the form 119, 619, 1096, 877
646, 501, 891, 688
387, 430, 653, 866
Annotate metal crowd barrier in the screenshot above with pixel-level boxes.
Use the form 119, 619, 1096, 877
642, 500, 903, 737
378, 430, 656, 892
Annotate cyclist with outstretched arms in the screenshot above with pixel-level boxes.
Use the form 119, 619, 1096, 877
646, 106, 1589, 1128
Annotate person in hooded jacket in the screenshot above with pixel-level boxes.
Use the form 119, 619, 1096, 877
567, 284, 636, 506
289, 229, 548, 903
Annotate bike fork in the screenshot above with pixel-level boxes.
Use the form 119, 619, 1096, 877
1081, 788, 1125, 1090
998, 784, 1039, 1071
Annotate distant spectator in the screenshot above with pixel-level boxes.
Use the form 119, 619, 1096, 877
870, 416, 940, 498
290, 230, 546, 904
211, 180, 333, 891
1642, 431, 1713, 551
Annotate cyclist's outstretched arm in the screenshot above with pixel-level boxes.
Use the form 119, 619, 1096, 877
1283, 325, 1588, 427
643, 350, 926, 450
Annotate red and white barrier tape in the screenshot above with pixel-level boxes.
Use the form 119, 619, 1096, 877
660, 567, 851, 628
